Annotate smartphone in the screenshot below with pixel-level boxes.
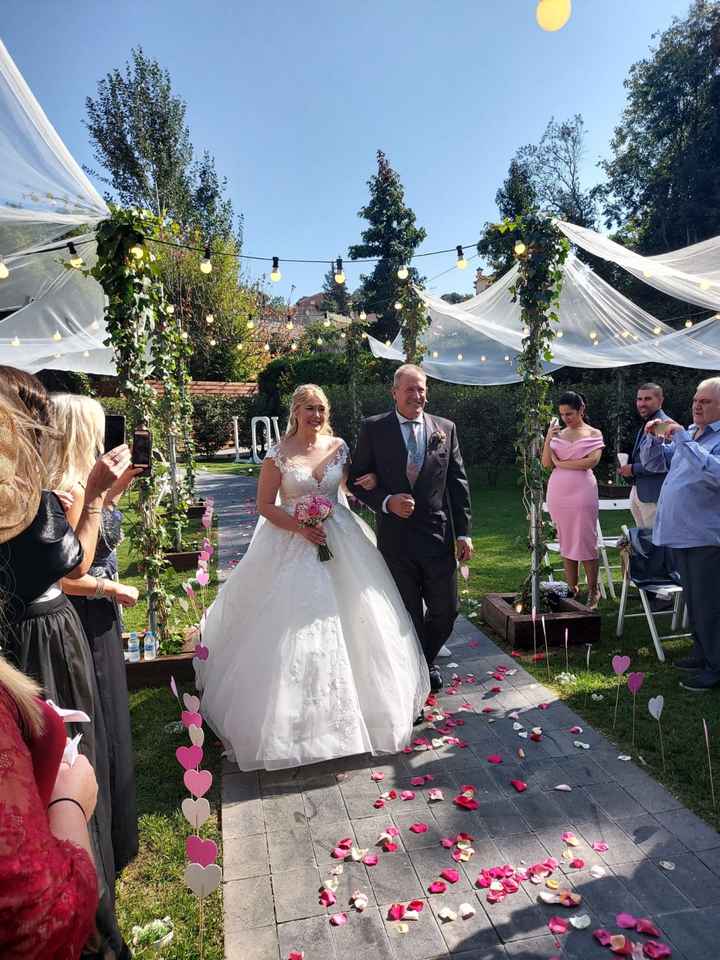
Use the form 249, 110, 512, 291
104, 415, 126, 453
550, 417, 560, 430
131, 428, 152, 477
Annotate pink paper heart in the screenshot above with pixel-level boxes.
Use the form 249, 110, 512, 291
627, 672, 645, 695
181, 710, 203, 728
176, 744, 203, 770
184, 768, 213, 798
194, 644, 209, 661
186, 835, 218, 867
612, 655, 631, 675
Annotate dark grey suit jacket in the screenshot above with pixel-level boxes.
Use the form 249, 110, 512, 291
630, 408, 669, 503
348, 411, 472, 559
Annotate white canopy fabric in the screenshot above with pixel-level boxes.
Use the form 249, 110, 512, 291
0, 38, 114, 373
370, 252, 720, 384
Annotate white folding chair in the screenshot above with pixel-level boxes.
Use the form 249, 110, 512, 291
615, 524, 691, 662
596, 498, 633, 601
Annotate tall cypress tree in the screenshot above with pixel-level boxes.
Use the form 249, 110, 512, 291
321, 260, 354, 316
349, 151, 427, 342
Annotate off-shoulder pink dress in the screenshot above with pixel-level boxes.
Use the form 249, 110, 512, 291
547, 433, 605, 561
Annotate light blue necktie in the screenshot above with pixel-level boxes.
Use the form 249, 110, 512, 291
406, 420, 422, 487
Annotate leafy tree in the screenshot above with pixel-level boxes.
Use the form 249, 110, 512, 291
84, 47, 234, 239
349, 151, 427, 342
321, 262, 354, 315
441, 292, 473, 304
478, 159, 538, 274
601, 0, 720, 253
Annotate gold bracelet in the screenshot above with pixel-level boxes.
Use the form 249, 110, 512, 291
83, 505, 103, 515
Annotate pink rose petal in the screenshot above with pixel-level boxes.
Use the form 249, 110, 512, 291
387, 903, 406, 921
510, 779, 528, 793
410, 776, 425, 786
371, 770, 385, 781
400, 790, 416, 801
616, 912, 638, 929
487, 755, 503, 764
592, 841, 609, 853
636, 918, 661, 937
373, 799, 386, 809
594, 929, 613, 946
440, 837, 455, 848
440, 868, 460, 884
319, 889, 336, 907
362, 853, 379, 866
643, 943, 672, 959
548, 916, 569, 935
329, 913, 348, 926
428, 880, 447, 894
409, 822, 428, 833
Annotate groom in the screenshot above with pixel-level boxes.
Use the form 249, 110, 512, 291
349, 364, 473, 691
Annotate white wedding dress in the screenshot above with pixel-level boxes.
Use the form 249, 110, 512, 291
194, 439, 430, 771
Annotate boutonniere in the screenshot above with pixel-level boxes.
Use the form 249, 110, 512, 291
428, 430, 446, 451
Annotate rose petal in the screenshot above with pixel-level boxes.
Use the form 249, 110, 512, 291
362, 854, 379, 866
288, 952, 305, 960
487, 755, 503, 764
409, 822, 428, 833
410, 776, 425, 786
383, 842, 398, 852
440, 868, 460, 884
437, 906, 457, 921
570, 858, 585, 869
594, 929, 613, 946
400, 790, 416, 801
643, 943, 672, 959
387, 903, 406, 921
659, 861, 676, 871
609, 934, 635, 956
635, 918, 661, 937
329, 913, 348, 926
616, 912, 638, 929
561, 831, 579, 845
319, 889, 336, 907
371, 770, 385, 781
554, 784, 572, 791
428, 880, 447, 894
590, 865, 606, 879
592, 841, 609, 853
570, 725, 583, 734
548, 916, 569, 935
373, 799, 385, 809
332, 847, 349, 859
408, 899, 425, 912
511, 779, 528, 793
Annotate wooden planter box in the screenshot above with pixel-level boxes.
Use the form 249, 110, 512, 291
481, 593, 601, 649
124, 628, 198, 690
163, 549, 201, 572
186, 502, 206, 519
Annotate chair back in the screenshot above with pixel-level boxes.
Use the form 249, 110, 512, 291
627, 527, 681, 589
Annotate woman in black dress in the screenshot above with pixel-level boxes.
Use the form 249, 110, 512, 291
0, 369, 132, 960
50, 393, 141, 874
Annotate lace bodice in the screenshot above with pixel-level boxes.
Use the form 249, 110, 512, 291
266, 439, 349, 507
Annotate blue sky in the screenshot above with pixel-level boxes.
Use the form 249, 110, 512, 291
3, 0, 690, 301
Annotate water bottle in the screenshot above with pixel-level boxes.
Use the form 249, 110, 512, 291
127, 631, 140, 663
143, 630, 157, 661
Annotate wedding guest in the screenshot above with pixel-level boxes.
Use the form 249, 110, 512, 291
0, 372, 132, 958
0, 653, 99, 960
49, 393, 140, 874
542, 391, 604, 609
642, 377, 720, 691
618, 382, 669, 528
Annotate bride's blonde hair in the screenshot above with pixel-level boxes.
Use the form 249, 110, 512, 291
48, 393, 105, 492
285, 384, 333, 437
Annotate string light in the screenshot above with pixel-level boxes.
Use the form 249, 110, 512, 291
52, 330, 62, 342
522, 326, 530, 335
504, 355, 510, 361
323, 317, 331, 328
264, 343, 270, 352
432, 350, 439, 359
66, 242, 84, 269
334, 258, 345, 285
384, 338, 391, 347
291, 342, 298, 351
199, 245, 213, 274
457, 352, 464, 361
10, 336, 19, 347
0, 259, 9, 280
361, 331, 368, 339
514, 241, 527, 256
129, 243, 144, 260
685, 319, 694, 328
206, 313, 214, 325
456, 245, 467, 269
622, 330, 631, 338
480, 355, 486, 362
397, 265, 409, 280
166, 304, 175, 315
286, 318, 294, 330
589, 330, 598, 340
653, 326, 662, 335
700, 279, 712, 291
556, 330, 564, 338
209, 338, 217, 346
317, 337, 324, 345
536, 0, 572, 32
83, 350, 90, 358
270, 256, 281, 282
340, 331, 346, 339
394, 301, 402, 311
247, 317, 255, 330
359, 309, 367, 321
235, 341, 243, 350
181, 331, 189, 341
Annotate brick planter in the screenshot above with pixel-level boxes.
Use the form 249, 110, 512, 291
124, 628, 198, 690
481, 593, 601, 649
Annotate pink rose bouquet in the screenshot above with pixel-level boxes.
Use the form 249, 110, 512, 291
294, 494, 334, 561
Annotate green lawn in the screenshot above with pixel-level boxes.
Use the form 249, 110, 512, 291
117, 687, 223, 959
462, 471, 720, 831
196, 459, 260, 478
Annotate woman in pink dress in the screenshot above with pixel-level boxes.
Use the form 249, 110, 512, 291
542, 391, 604, 609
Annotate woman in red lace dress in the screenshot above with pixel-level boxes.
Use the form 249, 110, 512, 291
0, 657, 98, 959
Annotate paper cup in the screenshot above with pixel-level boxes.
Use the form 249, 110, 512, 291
617, 453, 629, 466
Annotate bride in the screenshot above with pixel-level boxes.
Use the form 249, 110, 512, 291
195, 384, 430, 771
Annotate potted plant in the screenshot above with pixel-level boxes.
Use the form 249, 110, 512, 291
131, 917, 174, 953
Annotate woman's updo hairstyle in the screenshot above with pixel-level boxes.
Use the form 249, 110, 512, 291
285, 384, 333, 438
558, 391, 587, 417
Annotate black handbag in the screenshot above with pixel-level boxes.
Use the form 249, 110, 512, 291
0, 490, 83, 609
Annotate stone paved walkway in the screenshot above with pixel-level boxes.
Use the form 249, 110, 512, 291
200, 471, 720, 960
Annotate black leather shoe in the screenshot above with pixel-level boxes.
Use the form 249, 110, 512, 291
674, 655, 706, 670
429, 666, 443, 691
413, 713, 425, 726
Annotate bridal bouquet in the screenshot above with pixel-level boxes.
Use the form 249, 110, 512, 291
295, 494, 334, 562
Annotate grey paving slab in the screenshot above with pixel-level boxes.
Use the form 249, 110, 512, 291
203, 469, 720, 960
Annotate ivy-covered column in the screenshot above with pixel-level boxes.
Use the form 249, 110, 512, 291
93, 206, 175, 641
399, 286, 430, 365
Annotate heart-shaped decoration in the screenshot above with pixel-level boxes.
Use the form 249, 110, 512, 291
189, 724, 205, 747
186, 835, 218, 867
176, 744, 203, 771
648, 695, 664, 720
181, 797, 211, 828
612, 655, 631, 676
184, 861, 222, 897
194, 644, 209, 661
183, 693, 201, 712
181, 710, 203, 728
184, 768, 213, 798
627, 671, 645, 695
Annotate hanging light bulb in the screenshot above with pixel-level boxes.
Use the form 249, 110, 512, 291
622, 330, 631, 338
397, 264, 409, 280
247, 317, 255, 330
90, 319, 100, 331
199, 245, 213, 274
83, 350, 90, 358
181, 331, 189, 341
270, 256, 282, 282
0, 259, 10, 280
209, 338, 217, 347
457, 352, 464, 361
264, 342, 271, 352
206, 313, 214, 325
536, 0, 572, 32
504, 355, 510, 361
653, 326, 662, 335
334, 258, 345, 285
394, 301, 402, 311
514, 241, 527, 257
67, 242, 84, 269
700, 279, 712, 291
291, 342, 298, 351
166, 304, 175, 315
522, 325, 530, 336
432, 350, 439, 359
129, 242, 144, 260
384, 338, 391, 347
359, 309, 367, 321
456, 245, 467, 270
480, 355, 486, 362
235, 341, 243, 350
286, 318, 294, 330
361, 331, 368, 339
323, 317, 331, 328
589, 330, 598, 340
515, 602, 524, 613
317, 337, 324, 345
52, 330, 62, 342
340, 331, 346, 339
556, 330, 563, 338
685, 319, 694, 328
10, 336, 20, 347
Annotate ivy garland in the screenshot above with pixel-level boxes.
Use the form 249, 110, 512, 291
92, 205, 180, 643
399, 285, 430, 365
490, 214, 569, 611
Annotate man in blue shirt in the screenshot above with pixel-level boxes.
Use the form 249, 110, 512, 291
641, 377, 720, 691
618, 383, 669, 529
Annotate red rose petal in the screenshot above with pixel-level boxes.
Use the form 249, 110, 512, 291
373, 799, 385, 809
453, 795, 479, 810
440, 868, 460, 883
329, 912, 348, 926
616, 912, 638, 929
594, 929, 613, 946
387, 903, 406, 921
319, 889, 336, 907
569, 858, 585, 869
428, 880, 447, 894
636, 919, 661, 937
643, 943, 672, 959
609, 935, 635, 956
548, 916, 569, 935
510, 779, 528, 793
409, 822, 429, 834
408, 899, 425, 912
383, 841, 398, 852
440, 837, 455, 848
487, 755, 503, 764
539, 702, 550, 710
410, 776, 425, 786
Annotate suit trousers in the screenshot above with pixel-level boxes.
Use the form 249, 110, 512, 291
629, 487, 657, 529
672, 546, 720, 675
383, 550, 458, 665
